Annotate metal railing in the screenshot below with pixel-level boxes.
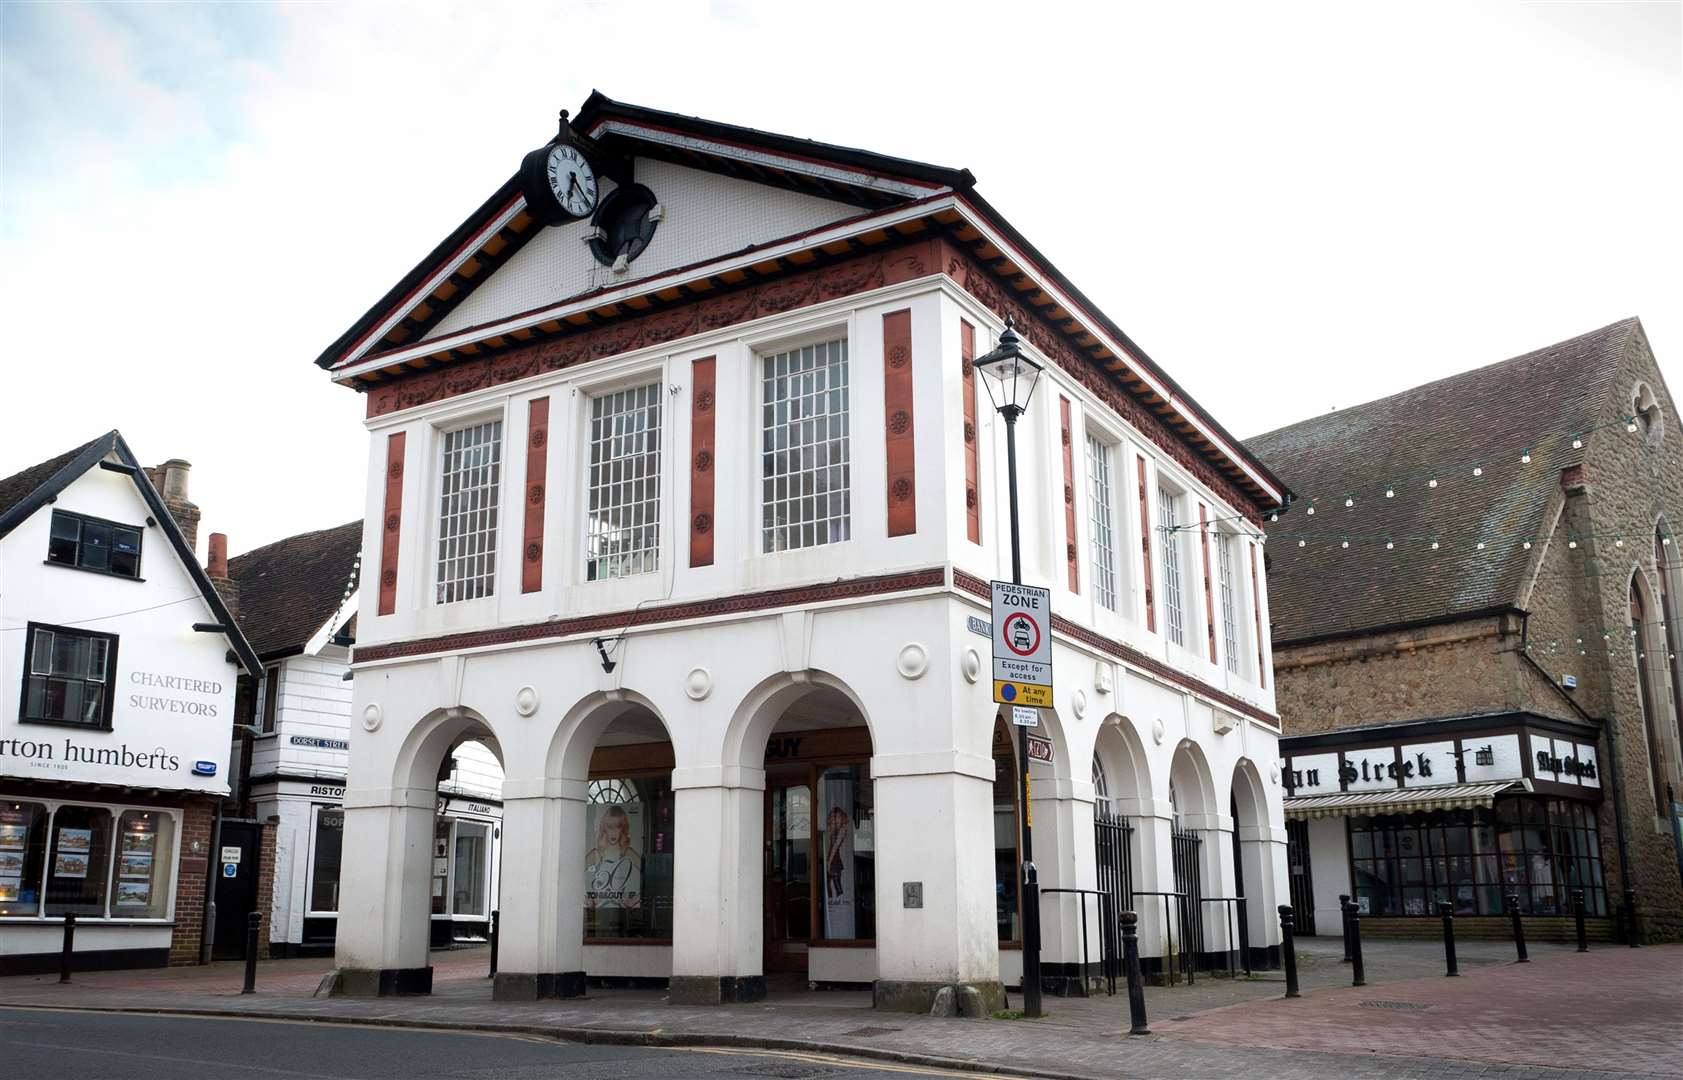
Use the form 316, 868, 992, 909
1130, 889, 1194, 985
1040, 886, 1116, 996
1199, 896, 1251, 978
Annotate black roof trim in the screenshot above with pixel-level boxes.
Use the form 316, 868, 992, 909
0, 430, 263, 676
314, 176, 523, 370
956, 189, 1288, 506
1280, 709, 1601, 752
574, 91, 976, 192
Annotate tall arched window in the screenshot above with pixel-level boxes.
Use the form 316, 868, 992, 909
1658, 527, 1683, 755
1630, 579, 1669, 802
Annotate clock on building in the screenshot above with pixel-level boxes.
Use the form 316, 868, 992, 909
519, 140, 599, 225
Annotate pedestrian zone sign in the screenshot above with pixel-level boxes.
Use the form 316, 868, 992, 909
991, 580, 1052, 707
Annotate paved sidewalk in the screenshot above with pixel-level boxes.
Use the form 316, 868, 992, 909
0, 940, 1676, 1079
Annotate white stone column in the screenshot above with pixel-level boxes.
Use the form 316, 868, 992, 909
1118, 797, 1176, 973
1028, 769, 1100, 993
1186, 811, 1239, 971
668, 766, 766, 1004
331, 786, 436, 995
1238, 823, 1290, 960
491, 780, 589, 999
870, 753, 1003, 1012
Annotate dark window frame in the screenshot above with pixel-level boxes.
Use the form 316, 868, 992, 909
20, 622, 119, 731
44, 509, 145, 581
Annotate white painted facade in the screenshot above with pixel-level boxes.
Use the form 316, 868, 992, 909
0, 444, 251, 970
328, 132, 1289, 1006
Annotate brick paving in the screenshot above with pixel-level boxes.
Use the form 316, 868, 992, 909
0, 940, 1676, 1079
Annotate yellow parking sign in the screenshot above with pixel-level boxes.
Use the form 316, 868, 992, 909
993, 680, 1051, 707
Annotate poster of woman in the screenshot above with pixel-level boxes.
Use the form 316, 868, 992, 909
821, 774, 856, 939
585, 804, 642, 910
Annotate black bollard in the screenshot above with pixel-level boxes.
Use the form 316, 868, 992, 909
1277, 905, 1300, 999
242, 911, 260, 994
1573, 889, 1588, 952
1121, 910, 1150, 1036
1342, 899, 1365, 987
58, 912, 77, 984
1437, 901, 1458, 976
1338, 894, 1352, 962
488, 909, 500, 978
1506, 894, 1528, 963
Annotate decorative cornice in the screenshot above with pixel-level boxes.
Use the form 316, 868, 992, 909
354, 566, 947, 664
951, 569, 1278, 728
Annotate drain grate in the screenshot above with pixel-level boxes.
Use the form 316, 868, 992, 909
839, 1026, 902, 1037
1358, 1000, 1431, 1011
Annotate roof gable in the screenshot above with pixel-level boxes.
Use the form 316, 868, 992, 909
422, 157, 865, 344
0, 431, 263, 674
1248, 318, 1641, 644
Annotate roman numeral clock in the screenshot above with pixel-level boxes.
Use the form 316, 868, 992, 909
520, 116, 663, 275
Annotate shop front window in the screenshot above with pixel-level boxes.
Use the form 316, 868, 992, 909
308, 808, 343, 913
0, 802, 49, 916
453, 821, 490, 918
112, 810, 174, 919
45, 805, 112, 917
816, 764, 874, 940
1350, 799, 1605, 917
584, 776, 674, 940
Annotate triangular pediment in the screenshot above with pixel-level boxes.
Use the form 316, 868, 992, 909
423, 158, 867, 343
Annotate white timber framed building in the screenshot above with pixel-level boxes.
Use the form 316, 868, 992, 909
313, 94, 1293, 1008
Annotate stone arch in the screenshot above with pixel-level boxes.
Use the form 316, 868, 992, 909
1230, 758, 1279, 961
546, 689, 673, 783
1093, 714, 1153, 818
1168, 739, 1219, 824
721, 670, 875, 770
391, 705, 504, 793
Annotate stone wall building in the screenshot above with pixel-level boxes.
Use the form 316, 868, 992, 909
1250, 319, 1683, 941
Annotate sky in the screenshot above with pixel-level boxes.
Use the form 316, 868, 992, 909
2, 0, 1678, 557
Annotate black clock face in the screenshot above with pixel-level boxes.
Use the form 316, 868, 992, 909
589, 184, 661, 270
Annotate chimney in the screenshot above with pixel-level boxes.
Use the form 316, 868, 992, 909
152, 458, 201, 553
208, 533, 229, 579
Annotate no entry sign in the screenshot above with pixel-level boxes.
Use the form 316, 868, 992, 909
991, 580, 1052, 706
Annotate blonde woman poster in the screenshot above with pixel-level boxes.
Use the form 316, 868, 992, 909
585, 804, 642, 911
821, 774, 855, 939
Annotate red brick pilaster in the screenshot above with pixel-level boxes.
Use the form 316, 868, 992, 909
522, 398, 549, 593
168, 800, 214, 965
690, 356, 717, 567
378, 432, 405, 616
883, 310, 917, 537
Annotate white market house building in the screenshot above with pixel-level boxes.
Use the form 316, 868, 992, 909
315, 94, 1294, 1008
0, 433, 260, 973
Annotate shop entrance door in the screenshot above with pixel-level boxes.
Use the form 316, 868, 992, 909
764, 771, 811, 973
211, 820, 261, 960
1286, 819, 1316, 935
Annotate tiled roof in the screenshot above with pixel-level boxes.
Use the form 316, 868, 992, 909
1247, 319, 1641, 645
0, 434, 106, 525
227, 521, 362, 660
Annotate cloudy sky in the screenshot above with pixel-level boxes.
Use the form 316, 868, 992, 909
2, 0, 1677, 556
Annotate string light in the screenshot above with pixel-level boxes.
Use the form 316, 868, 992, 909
1431, 540, 1440, 550
1341, 540, 1350, 548
1476, 540, 1486, 550
1344, 497, 1354, 508
1428, 477, 1438, 488
1568, 539, 1578, 549
1306, 505, 1315, 515
1626, 418, 1639, 433
1386, 539, 1394, 550
1572, 437, 1583, 449
1523, 541, 1532, 550
1521, 451, 1531, 464
1472, 466, 1483, 477
1298, 539, 1306, 547
1385, 487, 1395, 498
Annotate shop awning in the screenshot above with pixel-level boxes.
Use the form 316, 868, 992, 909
1284, 781, 1526, 820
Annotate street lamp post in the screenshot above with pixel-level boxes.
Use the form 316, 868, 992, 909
973, 317, 1046, 1018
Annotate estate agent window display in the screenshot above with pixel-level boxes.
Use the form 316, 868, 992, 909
0, 799, 177, 921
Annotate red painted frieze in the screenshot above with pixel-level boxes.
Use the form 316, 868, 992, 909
883, 309, 917, 537
522, 397, 549, 593
690, 355, 717, 567
378, 432, 405, 616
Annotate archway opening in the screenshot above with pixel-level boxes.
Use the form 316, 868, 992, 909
580, 705, 676, 954
756, 684, 875, 987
